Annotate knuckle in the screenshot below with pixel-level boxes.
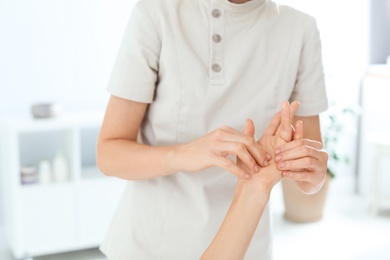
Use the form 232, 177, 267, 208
223, 158, 234, 168
258, 138, 265, 146
237, 143, 246, 152
215, 129, 225, 138
246, 136, 256, 145
249, 157, 257, 167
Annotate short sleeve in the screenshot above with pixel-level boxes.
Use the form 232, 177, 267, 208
107, 2, 161, 103
290, 16, 329, 116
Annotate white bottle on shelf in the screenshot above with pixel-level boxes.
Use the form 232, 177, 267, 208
52, 151, 69, 182
38, 159, 52, 184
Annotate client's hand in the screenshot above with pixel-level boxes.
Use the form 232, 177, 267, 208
236, 101, 302, 192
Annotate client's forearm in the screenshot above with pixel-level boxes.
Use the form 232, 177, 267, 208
200, 181, 270, 260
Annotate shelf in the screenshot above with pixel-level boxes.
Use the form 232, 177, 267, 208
81, 166, 105, 180
0, 111, 105, 132
20, 181, 73, 190
0, 111, 127, 258
358, 72, 390, 197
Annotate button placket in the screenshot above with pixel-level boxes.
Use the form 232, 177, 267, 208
209, 5, 225, 85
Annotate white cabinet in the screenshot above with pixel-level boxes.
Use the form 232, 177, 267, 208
0, 112, 126, 259
358, 65, 390, 200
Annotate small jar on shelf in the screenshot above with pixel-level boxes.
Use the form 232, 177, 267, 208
20, 166, 38, 185
38, 159, 52, 184
52, 151, 69, 183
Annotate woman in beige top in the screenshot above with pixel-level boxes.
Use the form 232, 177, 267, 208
97, 0, 329, 258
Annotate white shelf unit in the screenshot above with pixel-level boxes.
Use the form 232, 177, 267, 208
0, 112, 126, 259
358, 65, 390, 201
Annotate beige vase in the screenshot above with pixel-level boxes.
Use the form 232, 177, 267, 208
282, 175, 331, 223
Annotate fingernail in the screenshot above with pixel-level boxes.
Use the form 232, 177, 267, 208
264, 160, 269, 167
254, 165, 259, 172
244, 173, 250, 179
275, 149, 281, 155
283, 171, 289, 177
279, 162, 285, 169
266, 153, 272, 160
275, 155, 282, 161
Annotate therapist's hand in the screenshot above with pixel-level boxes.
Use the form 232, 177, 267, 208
274, 132, 328, 194
175, 125, 269, 179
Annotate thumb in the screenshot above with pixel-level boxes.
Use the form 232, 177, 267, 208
243, 119, 255, 136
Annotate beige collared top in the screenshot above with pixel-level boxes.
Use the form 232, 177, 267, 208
100, 0, 328, 259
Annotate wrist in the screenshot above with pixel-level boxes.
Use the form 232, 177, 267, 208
234, 180, 271, 207
164, 143, 192, 176
164, 145, 181, 176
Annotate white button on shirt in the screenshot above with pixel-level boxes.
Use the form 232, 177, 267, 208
212, 34, 222, 43
100, 0, 328, 259
212, 8, 222, 18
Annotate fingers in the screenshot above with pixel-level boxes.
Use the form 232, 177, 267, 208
293, 120, 303, 141
275, 138, 323, 155
281, 170, 313, 182
217, 141, 260, 173
275, 143, 318, 163
269, 100, 300, 141
276, 146, 328, 173
277, 157, 320, 172
214, 156, 249, 179
289, 101, 300, 121
208, 122, 271, 178
274, 140, 327, 174
236, 157, 252, 176
242, 119, 271, 166
279, 101, 292, 142
213, 124, 262, 171
243, 119, 255, 136
281, 170, 327, 190
263, 111, 281, 136
218, 123, 269, 167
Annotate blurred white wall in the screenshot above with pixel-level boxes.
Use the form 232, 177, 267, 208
277, 0, 370, 103
277, 0, 370, 192
0, 0, 136, 115
0, 0, 136, 229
